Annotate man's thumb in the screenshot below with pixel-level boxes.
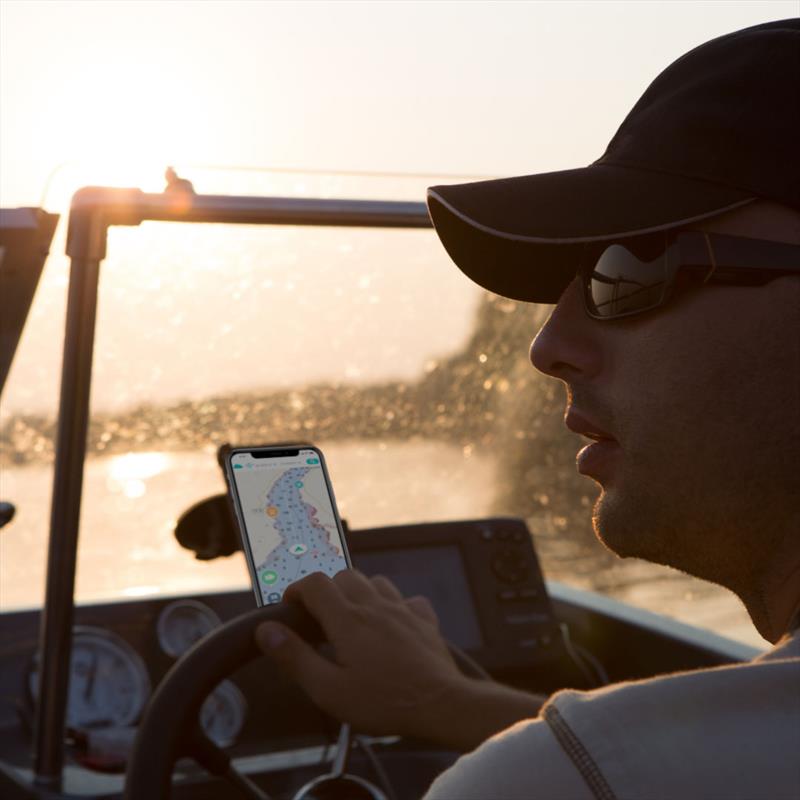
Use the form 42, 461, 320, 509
254, 621, 327, 684
256, 621, 291, 651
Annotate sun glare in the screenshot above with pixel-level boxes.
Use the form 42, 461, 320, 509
35, 37, 207, 208
107, 452, 172, 499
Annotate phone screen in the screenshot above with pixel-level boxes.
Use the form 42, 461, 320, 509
228, 447, 349, 605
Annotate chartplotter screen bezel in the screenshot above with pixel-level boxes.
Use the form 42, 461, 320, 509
347, 518, 563, 675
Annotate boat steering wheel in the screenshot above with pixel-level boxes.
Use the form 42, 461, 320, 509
125, 601, 486, 799
124, 603, 334, 799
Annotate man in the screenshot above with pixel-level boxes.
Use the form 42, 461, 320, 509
256, 19, 800, 798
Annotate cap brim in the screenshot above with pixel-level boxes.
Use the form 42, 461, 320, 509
427, 164, 754, 303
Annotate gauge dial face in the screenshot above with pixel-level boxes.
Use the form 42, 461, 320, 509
28, 627, 151, 729
200, 680, 247, 747
156, 600, 221, 658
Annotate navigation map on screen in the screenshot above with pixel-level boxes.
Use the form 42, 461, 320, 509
230, 449, 348, 604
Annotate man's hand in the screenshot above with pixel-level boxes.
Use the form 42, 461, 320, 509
255, 570, 462, 738
255, 570, 545, 751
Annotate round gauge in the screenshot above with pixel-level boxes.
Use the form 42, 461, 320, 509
200, 680, 247, 747
28, 627, 151, 729
156, 600, 221, 658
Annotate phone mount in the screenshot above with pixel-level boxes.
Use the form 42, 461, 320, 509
174, 494, 240, 560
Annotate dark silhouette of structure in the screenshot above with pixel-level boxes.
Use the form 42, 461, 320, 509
164, 166, 195, 194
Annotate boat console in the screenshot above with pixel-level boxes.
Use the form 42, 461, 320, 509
0, 514, 756, 799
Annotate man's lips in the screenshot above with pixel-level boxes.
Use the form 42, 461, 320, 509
564, 410, 616, 443
565, 410, 621, 481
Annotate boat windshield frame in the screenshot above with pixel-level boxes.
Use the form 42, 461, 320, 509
33, 186, 432, 789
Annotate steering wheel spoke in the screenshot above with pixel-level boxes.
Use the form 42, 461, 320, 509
185, 725, 273, 799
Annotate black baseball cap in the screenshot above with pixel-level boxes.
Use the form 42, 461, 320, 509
427, 19, 800, 304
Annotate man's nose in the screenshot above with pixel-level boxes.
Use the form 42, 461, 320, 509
529, 278, 602, 381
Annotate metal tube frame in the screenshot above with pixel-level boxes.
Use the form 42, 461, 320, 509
33, 186, 432, 787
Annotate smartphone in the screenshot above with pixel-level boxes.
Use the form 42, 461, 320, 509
224, 445, 351, 606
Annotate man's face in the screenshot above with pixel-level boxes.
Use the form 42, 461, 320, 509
529, 202, 800, 600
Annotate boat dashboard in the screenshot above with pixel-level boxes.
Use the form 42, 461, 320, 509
0, 516, 757, 799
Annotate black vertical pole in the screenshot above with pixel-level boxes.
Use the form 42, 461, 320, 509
33, 200, 108, 787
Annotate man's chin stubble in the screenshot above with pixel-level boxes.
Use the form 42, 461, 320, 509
590, 484, 744, 590
590, 486, 678, 567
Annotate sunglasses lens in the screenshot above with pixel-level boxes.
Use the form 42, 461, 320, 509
585, 236, 670, 318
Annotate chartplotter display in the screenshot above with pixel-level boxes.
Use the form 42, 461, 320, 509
226, 446, 350, 605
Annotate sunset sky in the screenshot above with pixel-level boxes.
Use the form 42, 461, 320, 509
1, 1, 795, 208
1, 0, 797, 416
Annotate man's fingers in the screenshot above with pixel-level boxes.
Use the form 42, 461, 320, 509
371, 574, 404, 602
406, 595, 439, 626
331, 569, 379, 602
282, 572, 351, 635
255, 622, 340, 700
281, 571, 420, 653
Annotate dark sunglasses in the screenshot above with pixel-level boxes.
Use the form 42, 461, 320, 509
579, 231, 800, 320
